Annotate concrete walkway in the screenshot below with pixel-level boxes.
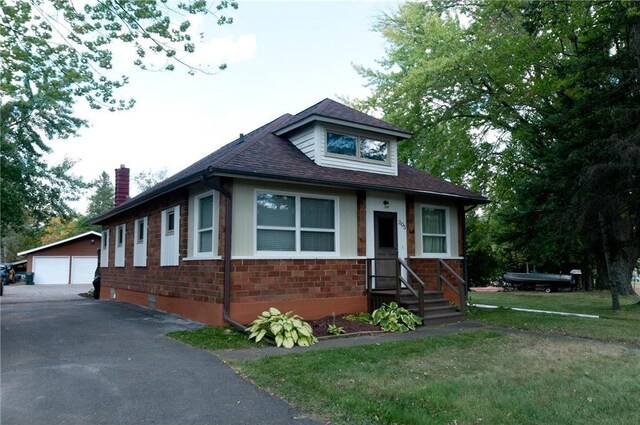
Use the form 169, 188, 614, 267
1, 285, 322, 425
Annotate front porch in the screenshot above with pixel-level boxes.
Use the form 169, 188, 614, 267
366, 258, 467, 325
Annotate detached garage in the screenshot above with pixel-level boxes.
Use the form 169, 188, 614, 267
18, 232, 101, 285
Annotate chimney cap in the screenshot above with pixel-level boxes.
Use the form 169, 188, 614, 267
119, 164, 127, 168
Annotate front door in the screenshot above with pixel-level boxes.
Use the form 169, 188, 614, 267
374, 211, 398, 289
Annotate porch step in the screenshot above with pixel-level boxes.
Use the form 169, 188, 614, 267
369, 288, 464, 325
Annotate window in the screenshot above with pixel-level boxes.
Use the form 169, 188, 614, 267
161, 206, 180, 266
166, 210, 175, 235
256, 191, 336, 254
327, 131, 388, 162
100, 229, 110, 267
192, 191, 217, 257
421, 206, 449, 255
134, 217, 148, 267
115, 224, 126, 267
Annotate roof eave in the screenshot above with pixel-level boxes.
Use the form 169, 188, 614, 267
17, 231, 102, 256
207, 169, 489, 205
88, 174, 203, 225
274, 115, 412, 140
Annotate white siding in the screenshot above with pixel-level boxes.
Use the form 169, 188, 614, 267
114, 224, 126, 267
289, 127, 316, 160
231, 179, 358, 257
161, 206, 180, 266
133, 217, 148, 267
100, 230, 109, 267
316, 124, 398, 176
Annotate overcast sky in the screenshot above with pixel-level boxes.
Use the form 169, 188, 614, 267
45, 0, 400, 212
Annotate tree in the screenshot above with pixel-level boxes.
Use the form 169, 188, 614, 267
133, 167, 168, 195
86, 172, 115, 220
1, 0, 237, 257
356, 0, 640, 308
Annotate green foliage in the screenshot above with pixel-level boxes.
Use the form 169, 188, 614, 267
343, 312, 373, 324
371, 302, 422, 333
85, 172, 115, 220
0, 0, 237, 258
248, 307, 317, 348
133, 168, 169, 195
168, 326, 260, 350
327, 324, 345, 336
356, 0, 640, 299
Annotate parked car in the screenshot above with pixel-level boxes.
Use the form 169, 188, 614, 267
1, 264, 15, 285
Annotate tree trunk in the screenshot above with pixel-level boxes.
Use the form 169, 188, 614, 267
599, 214, 620, 310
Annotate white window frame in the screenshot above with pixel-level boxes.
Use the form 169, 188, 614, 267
254, 190, 339, 256
161, 206, 180, 266
190, 190, 219, 259
114, 224, 126, 267
133, 217, 148, 267
325, 130, 390, 164
100, 229, 110, 267
419, 204, 450, 257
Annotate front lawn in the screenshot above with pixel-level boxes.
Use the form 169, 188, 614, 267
167, 326, 260, 350
467, 291, 640, 344
234, 330, 640, 425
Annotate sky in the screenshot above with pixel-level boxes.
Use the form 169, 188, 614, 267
45, 0, 401, 212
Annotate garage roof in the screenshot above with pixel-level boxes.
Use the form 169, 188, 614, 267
17, 231, 101, 257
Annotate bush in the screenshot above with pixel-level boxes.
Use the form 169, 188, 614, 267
248, 307, 318, 348
371, 302, 422, 332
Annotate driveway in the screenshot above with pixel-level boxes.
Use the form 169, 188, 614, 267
1, 285, 321, 425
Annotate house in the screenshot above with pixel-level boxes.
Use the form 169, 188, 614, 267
17, 231, 101, 285
90, 99, 488, 327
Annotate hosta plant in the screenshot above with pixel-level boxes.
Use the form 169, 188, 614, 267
371, 302, 422, 332
248, 307, 317, 348
327, 324, 345, 336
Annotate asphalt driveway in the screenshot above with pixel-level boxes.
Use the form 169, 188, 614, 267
1, 285, 321, 425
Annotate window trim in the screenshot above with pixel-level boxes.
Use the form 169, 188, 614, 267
325, 130, 390, 165
191, 190, 219, 259
100, 229, 110, 268
114, 224, 126, 267
254, 189, 339, 257
133, 216, 148, 267
419, 204, 451, 257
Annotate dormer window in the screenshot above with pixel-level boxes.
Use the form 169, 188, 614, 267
327, 131, 389, 163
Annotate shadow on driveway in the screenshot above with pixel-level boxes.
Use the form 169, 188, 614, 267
1, 289, 322, 425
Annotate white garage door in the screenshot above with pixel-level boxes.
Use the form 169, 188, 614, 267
71, 256, 97, 284
33, 257, 70, 285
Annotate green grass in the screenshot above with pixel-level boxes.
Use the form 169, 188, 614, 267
467, 291, 640, 343
234, 330, 640, 425
469, 290, 640, 318
167, 326, 261, 350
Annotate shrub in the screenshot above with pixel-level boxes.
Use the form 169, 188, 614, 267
327, 324, 345, 335
371, 302, 422, 332
343, 312, 373, 324
248, 307, 317, 348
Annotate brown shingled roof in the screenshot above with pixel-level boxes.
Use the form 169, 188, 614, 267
274, 98, 411, 138
91, 101, 487, 224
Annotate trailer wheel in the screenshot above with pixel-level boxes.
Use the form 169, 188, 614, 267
544, 286, 552, 293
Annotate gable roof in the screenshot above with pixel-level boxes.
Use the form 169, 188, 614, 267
274, 98, 412, 139
91, 100, 488, 224
17, 231, 101, 256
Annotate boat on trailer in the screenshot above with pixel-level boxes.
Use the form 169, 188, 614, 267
502, 270, 581, 292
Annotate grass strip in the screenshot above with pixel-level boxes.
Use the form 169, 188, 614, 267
167, 326, 261, 350
234, 330, 640, 425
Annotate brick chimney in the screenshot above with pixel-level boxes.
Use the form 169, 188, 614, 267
114, 164, 130, 206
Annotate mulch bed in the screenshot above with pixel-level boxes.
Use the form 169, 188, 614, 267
307, 315, 381, 337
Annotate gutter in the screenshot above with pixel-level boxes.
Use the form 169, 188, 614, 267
201, 172, 247, 333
